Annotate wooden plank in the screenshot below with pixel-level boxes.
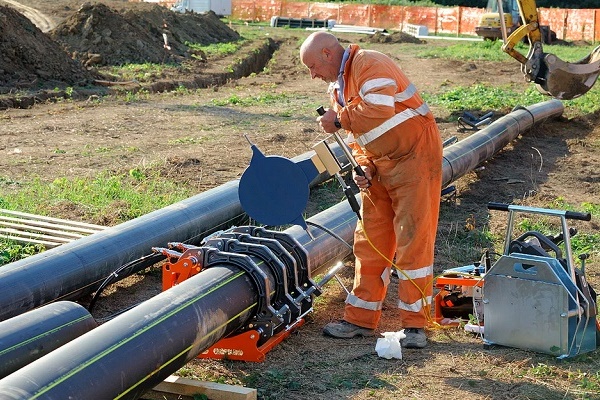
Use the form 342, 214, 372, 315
144, 375, 257, 400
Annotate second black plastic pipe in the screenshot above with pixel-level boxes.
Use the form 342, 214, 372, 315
0, 198, 356, 399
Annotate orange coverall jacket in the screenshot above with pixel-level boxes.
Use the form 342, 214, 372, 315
331, 44, 442, 329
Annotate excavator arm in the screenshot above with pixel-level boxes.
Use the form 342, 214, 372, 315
501, 0, 600, 100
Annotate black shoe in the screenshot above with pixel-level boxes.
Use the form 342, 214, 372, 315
323, 320, 375, 338
402, 328, 427, 348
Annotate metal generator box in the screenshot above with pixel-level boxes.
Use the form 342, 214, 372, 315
484, 253, 597, 358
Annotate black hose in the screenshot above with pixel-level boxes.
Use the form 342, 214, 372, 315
306, 220, 353, 251
87, 252, 165, 312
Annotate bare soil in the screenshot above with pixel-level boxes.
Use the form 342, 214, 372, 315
1, 1, 599, 399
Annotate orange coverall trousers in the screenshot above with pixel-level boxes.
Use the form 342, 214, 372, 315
344, 120, 442, 329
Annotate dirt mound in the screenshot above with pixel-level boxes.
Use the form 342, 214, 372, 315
364, 31, 424, 44
0, 5, 92, 90
50, 2, 240, 66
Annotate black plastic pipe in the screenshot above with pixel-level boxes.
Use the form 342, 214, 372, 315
0, 200, 356, 400
441, 99, 564, 187
0, 265, 257, 399
0, 301, 97, 379
0, 148, 346, 322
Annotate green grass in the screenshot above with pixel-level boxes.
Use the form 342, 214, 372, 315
0, 240, 45, 265
436, 208, 499, 269
0, 169, 194, 226
210, 92, 293, 107
106, 63, 177, 82
423, 84, 547, 113
423, 83, 600, 115
101, 39, 248, 83
186, 40, 244, 57
510, 199, 600, 259
167, 135, 215, 145
417, 40, 599, 63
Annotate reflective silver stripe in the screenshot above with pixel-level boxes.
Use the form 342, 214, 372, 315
363, 93, 394, 107
394, 83, 418, 102
346, 293, 383, 311
396, 265, 433, 281
398, 296, 432, 313
360, 78, 397, 106
360, 78, 396, 98
356, 103, 430, 148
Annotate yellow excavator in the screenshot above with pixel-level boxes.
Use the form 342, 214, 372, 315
501, 0, 600, 100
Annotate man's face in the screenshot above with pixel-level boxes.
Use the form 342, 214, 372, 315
302, 49, 336, 83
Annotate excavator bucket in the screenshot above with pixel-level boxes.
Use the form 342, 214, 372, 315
537, 45, 600, 100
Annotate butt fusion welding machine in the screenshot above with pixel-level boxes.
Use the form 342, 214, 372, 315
155, 125, 359, 362
435, 202, 598, 358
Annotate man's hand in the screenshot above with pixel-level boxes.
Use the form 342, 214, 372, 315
316, 108, 339, 133
353, 165, 372, 190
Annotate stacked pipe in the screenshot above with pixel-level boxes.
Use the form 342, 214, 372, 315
0, 100, 565, 399
0, 146, 348, 322
0, 201, 356, 399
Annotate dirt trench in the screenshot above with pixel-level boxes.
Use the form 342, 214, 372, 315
0, 1, 279, 110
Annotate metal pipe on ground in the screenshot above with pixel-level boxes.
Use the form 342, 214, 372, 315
0, 100, 564, 399
441, 100, 564, 187
0, 147, 347, 322
0, 301, 97, 379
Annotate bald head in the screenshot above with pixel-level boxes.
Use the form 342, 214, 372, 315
300, 32, 345, 83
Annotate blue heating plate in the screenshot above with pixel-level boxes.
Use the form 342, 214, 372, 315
238, 144, 319, 230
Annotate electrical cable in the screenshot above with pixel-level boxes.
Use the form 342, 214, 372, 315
360, 220, 496, 331
87, 215, 248, 315
87, 252, 165, 313
359, 218, 439, 327
306, 220, 353, 251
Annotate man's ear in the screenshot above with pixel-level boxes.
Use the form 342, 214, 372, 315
321, 47, 331, 60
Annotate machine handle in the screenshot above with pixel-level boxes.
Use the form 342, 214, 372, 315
487, 202, 591, 221
487, 202, 510, 212
343, 186, 361, 219
565, 211, 592, 221
316, 106, 371, 188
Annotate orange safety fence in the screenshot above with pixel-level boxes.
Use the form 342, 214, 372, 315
146, 0, 600, 42
231, 1, 600, 42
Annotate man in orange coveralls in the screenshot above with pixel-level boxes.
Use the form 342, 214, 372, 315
300, 31, 442, 348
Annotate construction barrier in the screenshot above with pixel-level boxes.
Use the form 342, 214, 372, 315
148, 1, 599, 42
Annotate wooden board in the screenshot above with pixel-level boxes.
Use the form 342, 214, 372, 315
144, 375, 257, 400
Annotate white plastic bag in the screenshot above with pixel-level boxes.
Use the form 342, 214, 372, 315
375, 330, 406, 360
